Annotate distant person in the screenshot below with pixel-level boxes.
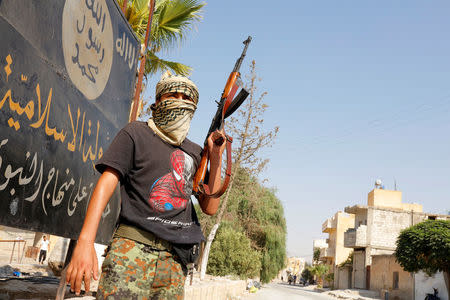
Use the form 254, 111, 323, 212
288, 274, 293, 285
38, 235, 50, 264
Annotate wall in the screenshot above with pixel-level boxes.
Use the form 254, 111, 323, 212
0, 226, 35, 263
401, 203, 423, 212
48, 236, 69, 265
368, 208, 412, 250
313, 239, 328, 249
286, 257, 305, 277
367, 189, 423, 213
415, 271, 448, 300
335, 212, 355, 265
328, 230, 337, 260
371, 255, 413, 300
355, 211, 368, 228
336, 266, 352, 289
353, 250, 365, 289
184, 278, 247, 300
321, 212, 354, 288
368, 189, 402, 209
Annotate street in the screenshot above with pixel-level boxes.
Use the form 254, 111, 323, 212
243, 283, 335, 300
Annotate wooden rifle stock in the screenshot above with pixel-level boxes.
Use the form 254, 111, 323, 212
193, 36, 252, 197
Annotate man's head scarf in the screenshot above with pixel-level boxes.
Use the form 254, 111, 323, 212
155, 72, 199, 104
147, 71, 199, 146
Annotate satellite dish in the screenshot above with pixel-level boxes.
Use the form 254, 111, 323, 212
375, 179, 383, 189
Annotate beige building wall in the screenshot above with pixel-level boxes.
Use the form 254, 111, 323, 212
371, 255, 413, 300
401, 202, 423, 212
335, 212, 354, 265
368, 208, 414, 251
321, 211, 355, 288
344, 187, 449, 295
313, 239, 327, 249
368, 189, 402, 209
336, 266, 352, 289
367, 189, 422, 212
278, 257, 306, 282
286, 257, 305, 277
353, 250, 366, 289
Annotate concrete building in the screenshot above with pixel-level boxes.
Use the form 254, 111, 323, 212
320, 211, 355, 288
344, 188, 423, 289
371, 255, 449, 300
312, 239, 327, 263
344, 187, 449, 299
287, 257, 306, 278
371, 255, 414, 300
313, 239, 327, 251
278, 257, 306, 282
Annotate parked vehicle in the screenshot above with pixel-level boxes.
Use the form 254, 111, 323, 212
425, 288, 440, 300
300, 278, 308, 286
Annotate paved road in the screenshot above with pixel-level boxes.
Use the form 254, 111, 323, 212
243, 283, 335, 300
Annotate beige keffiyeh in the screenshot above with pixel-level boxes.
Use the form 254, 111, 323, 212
155, 72, 199, 104
148, 99, 197, 146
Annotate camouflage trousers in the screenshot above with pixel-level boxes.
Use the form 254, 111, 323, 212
96, 237, 186, 300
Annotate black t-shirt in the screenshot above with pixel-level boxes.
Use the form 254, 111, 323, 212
95, 121, 204, 245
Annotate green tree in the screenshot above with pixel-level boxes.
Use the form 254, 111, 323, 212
199, 168, 286, 283
301, 265, 314, 284
395, 220, 450, 299
310, 264, 329, 288
118, 0, 204, 76
199, 61, 279, 280
313, 248, 320, 265
207, 223, 261, 279
237, 181, 286, 283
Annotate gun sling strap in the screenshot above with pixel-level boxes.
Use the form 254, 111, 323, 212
199, 134, 233, 198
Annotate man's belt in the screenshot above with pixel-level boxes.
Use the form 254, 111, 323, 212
114, 223, 172, 251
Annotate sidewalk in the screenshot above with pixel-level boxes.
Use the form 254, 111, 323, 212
275, 282, 381, 300
325, 289, 380, 300
0, 264, 248, 299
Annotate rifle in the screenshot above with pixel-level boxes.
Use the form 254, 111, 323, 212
193, 36, 252, 198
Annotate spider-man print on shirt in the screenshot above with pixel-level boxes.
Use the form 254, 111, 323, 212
148, 149, 195, 212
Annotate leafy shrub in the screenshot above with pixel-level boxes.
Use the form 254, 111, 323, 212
207, 225, 261, 279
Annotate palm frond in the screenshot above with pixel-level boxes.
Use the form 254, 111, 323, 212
117, 0, 151, 43
145, 52, 192, 76
116, 0, 203, 76
151, 0, 204, 53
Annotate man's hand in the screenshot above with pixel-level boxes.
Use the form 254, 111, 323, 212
207, 129, 226, 164
199, 130, 227, 215
63, 167, 118, 294
66, 239, 99, 295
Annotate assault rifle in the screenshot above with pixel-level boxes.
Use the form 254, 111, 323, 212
193, 36, 252, 197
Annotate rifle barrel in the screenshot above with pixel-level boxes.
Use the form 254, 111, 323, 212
233, 36, 252, 72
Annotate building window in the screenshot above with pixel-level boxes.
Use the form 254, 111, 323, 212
393, 272, 399, 289
428, 216, 436, 220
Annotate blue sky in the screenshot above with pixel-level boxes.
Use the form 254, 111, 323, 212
144, 1, 450, 259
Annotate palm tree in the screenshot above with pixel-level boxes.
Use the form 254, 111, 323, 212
118, 0, 204, 76
311, 264, 330, 288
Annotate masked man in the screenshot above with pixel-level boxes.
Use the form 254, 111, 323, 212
66, 73, 225, 299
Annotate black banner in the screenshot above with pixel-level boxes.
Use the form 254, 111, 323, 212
0, 0, 139, 244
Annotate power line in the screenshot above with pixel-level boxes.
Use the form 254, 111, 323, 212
295, 92, 450, 150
